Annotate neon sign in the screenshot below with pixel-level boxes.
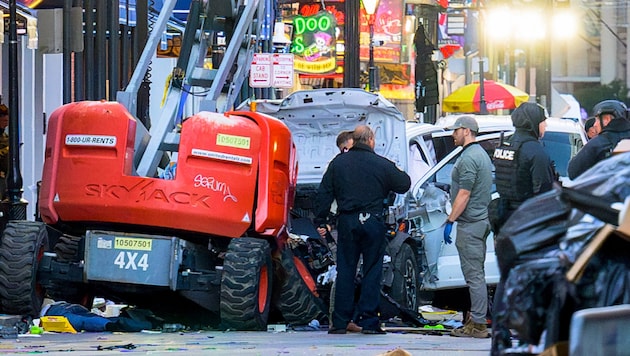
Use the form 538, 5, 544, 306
291, 11, 337, 74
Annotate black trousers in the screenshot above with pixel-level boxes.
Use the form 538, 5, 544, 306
332, 213, 386, 330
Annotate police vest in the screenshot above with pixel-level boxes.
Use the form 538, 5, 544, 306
600, 130, 630, 159
493, 139, 535, 203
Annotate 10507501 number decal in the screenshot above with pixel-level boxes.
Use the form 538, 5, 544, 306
114, 251, 149, 271
114, 237, 152, 251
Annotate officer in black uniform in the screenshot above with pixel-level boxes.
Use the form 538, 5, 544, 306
314, 125, 410, 335
567, 100, 630, 179
493, 102, 555, 231
492, 102, 556, 353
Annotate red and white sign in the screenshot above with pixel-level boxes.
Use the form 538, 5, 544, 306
249, 53, 272, 88
272, 54, 294, 88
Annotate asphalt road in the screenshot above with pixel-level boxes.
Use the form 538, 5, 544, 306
0, 328, 492, 355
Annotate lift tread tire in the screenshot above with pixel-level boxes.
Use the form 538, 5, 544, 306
277, 247, 326, 325
391, 243, 419, 313
53, 235, 81, 262
220, 238, 272, 331
0, 221, 48, 317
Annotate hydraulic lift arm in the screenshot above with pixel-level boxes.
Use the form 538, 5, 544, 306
116, 0, 265, 178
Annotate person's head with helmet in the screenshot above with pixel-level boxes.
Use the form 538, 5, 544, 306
584, 117, 599, 139
592, 100, 628, 132
510, 102, 548, 139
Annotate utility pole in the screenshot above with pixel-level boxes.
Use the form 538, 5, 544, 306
535, 0, 552, 112
3, 0, 27, 220
344, 0, 360, 88
415, 23, 438, 123
479, 58, 487, 114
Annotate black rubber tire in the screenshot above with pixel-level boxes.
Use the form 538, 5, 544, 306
53, 234, 81, 262
277, 247, 326, 325
220, 238, 273, 330
0, 221, 49, 317
391, 243, 420, 313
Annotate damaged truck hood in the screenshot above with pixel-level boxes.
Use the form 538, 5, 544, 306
264, 88, 408, 185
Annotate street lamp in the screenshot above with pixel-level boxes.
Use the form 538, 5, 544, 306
361, 0, 380, 92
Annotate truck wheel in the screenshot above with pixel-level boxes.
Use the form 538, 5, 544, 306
0, 221, 48, 317
220, 238, 272, 330
391, 243, 419, 313
277, 247, 326, 325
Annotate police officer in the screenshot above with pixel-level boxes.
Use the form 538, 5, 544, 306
491, 102, 556, 353
314, 125, 410, 335
567, 100, 630, 179
493, 102, 555, 230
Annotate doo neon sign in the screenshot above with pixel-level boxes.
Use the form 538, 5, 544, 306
291, 11, 337, 73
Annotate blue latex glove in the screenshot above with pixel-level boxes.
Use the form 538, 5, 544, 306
443, 221, 453, 244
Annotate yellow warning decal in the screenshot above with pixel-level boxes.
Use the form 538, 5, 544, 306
216, 133, 250, 149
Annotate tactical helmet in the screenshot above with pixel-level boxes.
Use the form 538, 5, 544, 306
593, 100, 628, 120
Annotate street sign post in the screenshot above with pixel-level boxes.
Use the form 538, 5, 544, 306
272, 54, 294, 88
250, 53, 272, 88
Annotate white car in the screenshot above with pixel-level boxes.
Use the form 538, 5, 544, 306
400, 114, 587, 311
250, 90, 587, 318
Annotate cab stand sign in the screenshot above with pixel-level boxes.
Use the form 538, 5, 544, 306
250, 53, 294, 88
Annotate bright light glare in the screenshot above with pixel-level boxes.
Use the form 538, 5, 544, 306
485, 8, 548, 41
552, 11, 577, 39
514, 10, 546, 40
485, 8, 512, 40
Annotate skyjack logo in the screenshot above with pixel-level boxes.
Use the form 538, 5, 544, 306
84, 180, 212, 208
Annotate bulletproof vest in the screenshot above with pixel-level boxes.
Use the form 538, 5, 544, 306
493, 139, 534, 203
600, 130, 630, 159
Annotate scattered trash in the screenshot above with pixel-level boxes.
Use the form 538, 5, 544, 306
104, 304, 128, 317
162, 323, 186, 333
0, 325, 18, 339
316, 264, 337, 285
96, 343, 137, 351
381, 292, 435, 327
29, 325, 44, 334
440, 319, 462, 329
0, 315, 21, 328
266, 324, 287, 332
418, 305, 460, 322
308, 319, 320, 330
40, 316, 78, 334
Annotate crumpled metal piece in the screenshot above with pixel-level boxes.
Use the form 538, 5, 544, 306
97, 343, 136, 350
